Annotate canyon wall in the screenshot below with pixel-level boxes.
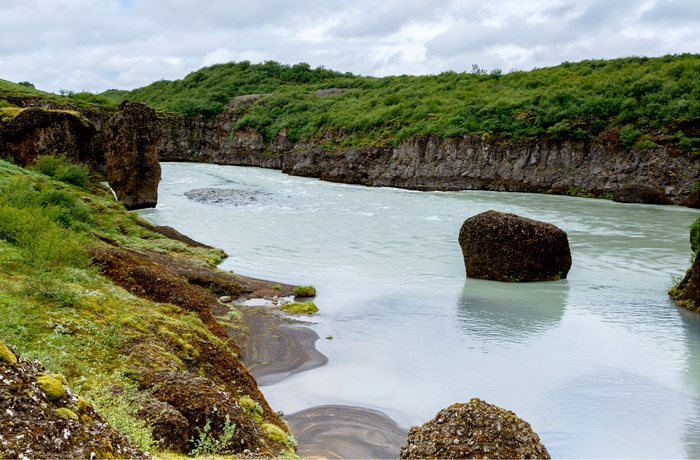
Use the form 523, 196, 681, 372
157, 98, 700, 205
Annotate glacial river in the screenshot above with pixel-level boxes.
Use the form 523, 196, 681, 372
139, 162, 700, 459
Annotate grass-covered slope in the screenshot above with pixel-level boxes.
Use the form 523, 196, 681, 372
107, 55, 700, 151
0, 156, 296, 457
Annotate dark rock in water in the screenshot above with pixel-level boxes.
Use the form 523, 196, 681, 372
459, 210, 571, 282
106, 101, 162, 210
682, 188, 700, 208
670, 216, 700, 313
670, 254, 700, 313
184, 187, 269, 206
614, 184, 672, 205
400, 398, 550, 459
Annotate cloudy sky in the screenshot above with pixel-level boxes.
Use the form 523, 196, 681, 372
1, 0, 698, 94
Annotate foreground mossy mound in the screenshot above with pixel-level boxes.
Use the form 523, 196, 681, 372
0, 157, 296, 457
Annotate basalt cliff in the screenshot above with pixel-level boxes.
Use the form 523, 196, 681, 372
156, 96, 700, 206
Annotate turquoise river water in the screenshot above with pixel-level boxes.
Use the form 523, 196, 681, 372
139, 162, 700, 459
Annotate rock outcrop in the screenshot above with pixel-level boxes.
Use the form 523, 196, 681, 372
670, 216, 700, 313
0, 106, 97, 169
400, 398, 550, 459
105, 101, 162, 210
458, 210, 572, 282
613, 184, 673, 205
0, 341, 147, 459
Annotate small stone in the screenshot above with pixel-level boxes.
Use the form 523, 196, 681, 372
219, 296, 232, 303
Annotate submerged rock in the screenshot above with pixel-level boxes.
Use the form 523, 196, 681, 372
184, 187, 270, 206
458, 210, 571, 282
613, 184, 672, 205
400, 398, 550, 459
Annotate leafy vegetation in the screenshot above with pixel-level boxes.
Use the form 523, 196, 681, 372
103, 55, 700, 151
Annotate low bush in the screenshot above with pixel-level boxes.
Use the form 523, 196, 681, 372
32, 154, 89, 188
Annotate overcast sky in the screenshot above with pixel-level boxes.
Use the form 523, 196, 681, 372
1, 0, 698, 94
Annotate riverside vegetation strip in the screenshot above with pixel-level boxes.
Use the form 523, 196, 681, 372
0, 156, 300, 457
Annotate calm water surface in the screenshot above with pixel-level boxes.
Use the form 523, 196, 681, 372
139, 162, 700, 459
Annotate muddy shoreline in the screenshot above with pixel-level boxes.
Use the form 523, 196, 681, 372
233, 299, 408, 458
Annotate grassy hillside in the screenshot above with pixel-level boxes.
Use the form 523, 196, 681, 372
105, 55, 700, 151
0, 156, 295, 456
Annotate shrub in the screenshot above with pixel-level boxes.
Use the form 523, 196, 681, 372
86, 385, 158, 452
619, 125, 641, 149
189, 416, 236, 457
33, 155, 89, 188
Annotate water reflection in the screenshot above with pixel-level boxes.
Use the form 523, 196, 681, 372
457, 279, 569, 346
544, 368, 700, 459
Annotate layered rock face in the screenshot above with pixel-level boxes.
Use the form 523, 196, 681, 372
157, 104, 700, 204
458, 210, 572, 282
400, 398, 550, 459
105, 101, 162, 210
0, 107, 97, 169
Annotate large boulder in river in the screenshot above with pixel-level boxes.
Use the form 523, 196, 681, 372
459, 211, 571, 282
613, 184, 672, 205
400, 398, 550, 459
106, 101, 162, 210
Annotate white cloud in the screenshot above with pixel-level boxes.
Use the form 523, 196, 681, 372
0, 0, 697, 93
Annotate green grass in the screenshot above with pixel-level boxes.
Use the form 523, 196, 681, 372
0, 157, 240, 451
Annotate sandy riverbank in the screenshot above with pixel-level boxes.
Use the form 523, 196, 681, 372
233, 300, 408, 459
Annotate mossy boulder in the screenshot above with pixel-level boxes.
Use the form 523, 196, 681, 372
0, 341, 18, 364
400, 398, 550, 459
36, 374, 66, 402
458, 210, 572, 282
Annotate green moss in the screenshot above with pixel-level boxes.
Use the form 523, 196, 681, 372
239, 396, 264, 424
293, 285, 316, 297
55, 407, 79, 421
37, 374, 66, 402
281, 301, 318, 315
262, 423, 287, 444
0, 107, 26, 124
0, 340, 17, 364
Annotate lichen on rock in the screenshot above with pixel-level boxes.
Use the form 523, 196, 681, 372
36, 373, 66, 402
400, 397, 550, 459
0, 340, 17, 364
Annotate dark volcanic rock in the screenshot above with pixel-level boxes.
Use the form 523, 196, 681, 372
0, 107, 97, 168
106, 101, 162, 210
670, 254, 700, 313
613, 184, 673, 205
459, 210, 571, 282
138, 370, 268, 455
400, 398, 550, 459
0, 342, 147, 459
